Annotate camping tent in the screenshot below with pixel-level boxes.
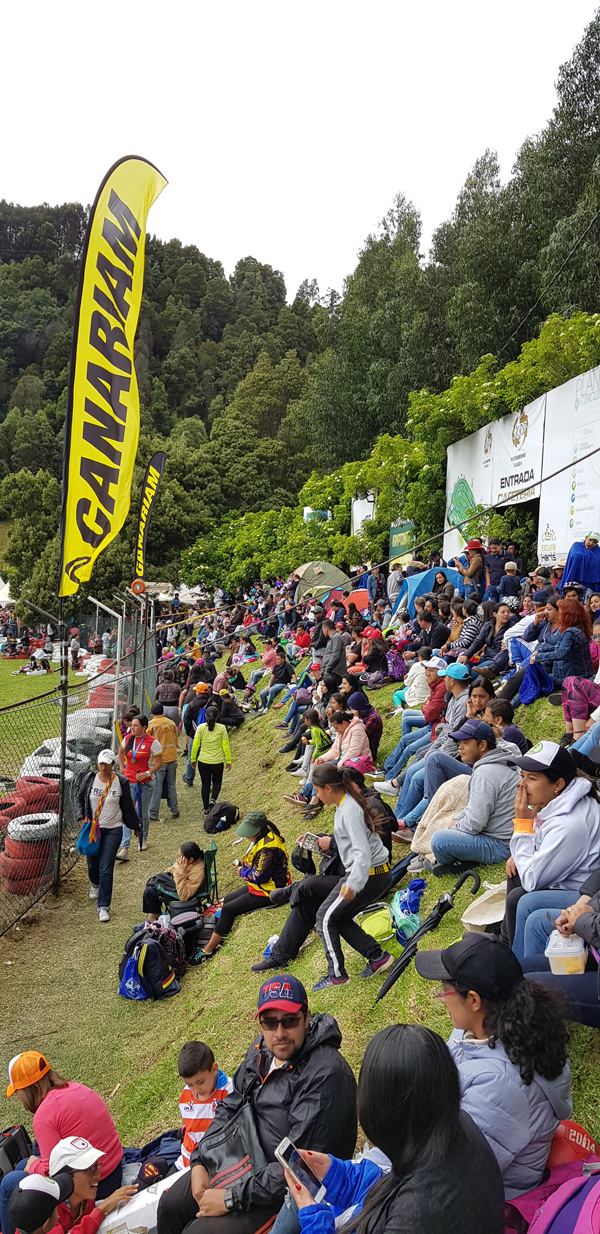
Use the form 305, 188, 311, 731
293, 561, 351, 601
0, 577, 15, 606
391, 567, 462, 618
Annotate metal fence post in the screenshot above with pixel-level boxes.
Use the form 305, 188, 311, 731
54, 598, 69, 896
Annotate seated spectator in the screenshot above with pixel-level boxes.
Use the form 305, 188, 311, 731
440, 598, 483, 659
533, 598, 594, 707
310, 764, 393, 990
8, 1173, 74, 1234
499, 592, 560, 700
484, 698, 528, 755
426, 720, 521, 874
559, 617, 600, 743
283, 1024, 503, 1234
502, 742, 600, 946
391, 646, 432, 710
403, 610, 451, 662
287, 707, 332, 782
287, 710, 374, 816
0, 1054, 124, 1234
291, 623, 311, 658
415, 934, 572, 1199
143, 842, 206, 921
458, 602, 516, 679
521, 877, 600, 1028
259, 649, 296, 712
361, 633, 389, 685
8, 1142, 136, 1234
347, 692, 383, 763
191, 812, 290, 965
375, 658, 448, 794
248, 637, 278, 687
148, 703, 180, 823
157, 976, 357, 1234
431, 570, 455, 602
175, 1042, 233, 1171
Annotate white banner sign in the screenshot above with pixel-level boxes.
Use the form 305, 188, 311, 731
538, 366, 600, 563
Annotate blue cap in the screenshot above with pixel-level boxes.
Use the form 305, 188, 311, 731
438, 663, 470, 680
256, 975, 308, 1016
450, 719, 496, 746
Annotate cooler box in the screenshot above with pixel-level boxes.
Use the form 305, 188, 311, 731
545, 929, 587, 974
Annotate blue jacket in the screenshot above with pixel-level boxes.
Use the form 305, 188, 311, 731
367, 572, 387, 603
446, 1031, 572, 1199
536, 625, 594, 684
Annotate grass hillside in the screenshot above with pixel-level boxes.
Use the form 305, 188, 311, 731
1, 670, 599, 1149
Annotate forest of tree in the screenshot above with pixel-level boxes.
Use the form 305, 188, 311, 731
2, 10, 600, 608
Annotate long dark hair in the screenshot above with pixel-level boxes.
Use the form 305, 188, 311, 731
205, 705, 218, 732
453, 979, 569, 1086
312, 762, 381, 834
341, 1026, 460, 1234
125, 714, 148, 754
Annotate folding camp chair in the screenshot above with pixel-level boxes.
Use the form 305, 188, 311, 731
152, 841, 219, 917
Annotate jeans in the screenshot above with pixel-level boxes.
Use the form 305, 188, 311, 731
384, 727, 430, 780
272, 1200, 301, 1234
522, 956, 600, 1027
401, 752, 468, 828
249, 667, 267, 686
86, 826, 123, 907
285, 701, 307, 727
512, 890, 573, 960
430, 829, 511, 867
394, 758, 426, 820
149, 761, 179, 819
121, 781, 153, 848
259, 682, 287, 709
483, 586, 500, 602
573, 721, 600, 755
401, 710, 428, 736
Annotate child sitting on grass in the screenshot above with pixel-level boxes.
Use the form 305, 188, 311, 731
175, 1041, 233, 1171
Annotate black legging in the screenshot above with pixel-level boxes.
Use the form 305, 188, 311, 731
498, 665, 527, 701
270, 875, 342, 964
198, 762, 223, 810
215, 885, 273, 937
501, 873, 527, 945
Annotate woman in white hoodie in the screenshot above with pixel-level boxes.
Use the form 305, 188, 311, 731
502, 741, 600, 948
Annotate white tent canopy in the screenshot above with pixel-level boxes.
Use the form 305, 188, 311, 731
0, 577, 15, 605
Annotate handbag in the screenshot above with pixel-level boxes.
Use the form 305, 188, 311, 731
197, 1076, 269, 1190
76, 772, 115, 855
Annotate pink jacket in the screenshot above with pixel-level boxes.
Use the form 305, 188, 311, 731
321, 716, 371, 766
31, 1082, 122, 1179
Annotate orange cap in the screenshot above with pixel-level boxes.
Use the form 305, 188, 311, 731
193, 682, 210, 694
7, 1051, 51, 1098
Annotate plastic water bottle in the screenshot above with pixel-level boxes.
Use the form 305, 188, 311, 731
158, 912, 171, 929
263, 934, 279, 959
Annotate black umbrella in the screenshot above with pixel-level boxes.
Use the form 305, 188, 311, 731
376, 869, 481, 1002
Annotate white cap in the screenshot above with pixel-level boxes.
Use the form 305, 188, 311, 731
97, 749, 115, 765
18, 1177, 63, 1200
49, 1137, 105, 1174
426, 656, 447, 669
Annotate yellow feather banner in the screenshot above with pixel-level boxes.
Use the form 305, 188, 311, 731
58, 156, 167, 597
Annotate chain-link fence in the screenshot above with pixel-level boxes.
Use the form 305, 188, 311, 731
0, 637, 157, 937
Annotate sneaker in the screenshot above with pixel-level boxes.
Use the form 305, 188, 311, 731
251, 956, 282, 972
269, 885, 293, 906
189, 948, 214, 966
407, 855, 426, 873
373, 780, 398, 796
89, 884, 99, 900
171, 812, 180, 820
115, 848, 130, 862
285, 761, 299, 772
289, 769, 305, 778
559, 733, 574, 747
283, 793, 309, 806
274, 723, 289, 730
392, 824, 415, 842
360, 951, 393, 978
98, 907, 110, 923
140, 840, 148, 851
312, 973, 349, 991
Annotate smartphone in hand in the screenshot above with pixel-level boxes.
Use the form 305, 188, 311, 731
275, 1138, 327, 1202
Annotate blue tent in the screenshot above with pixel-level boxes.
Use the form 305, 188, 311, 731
392, 567, 462, 618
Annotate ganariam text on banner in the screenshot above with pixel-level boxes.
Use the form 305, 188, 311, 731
135, 451, 167, 579
57, 155, 168, 597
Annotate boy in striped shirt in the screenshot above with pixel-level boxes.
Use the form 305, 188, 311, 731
175, 1041, 233, 1171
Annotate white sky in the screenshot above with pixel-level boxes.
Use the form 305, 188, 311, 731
3, 0, 599, 300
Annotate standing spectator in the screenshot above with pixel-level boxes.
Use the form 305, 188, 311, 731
148, 703, 180, 822
453, 540, 484, 599
190, 706, 232, 812
69, 633, 80, 671
77, 750, 139, 922
155, 668, 182, 724
117, 715, 163, 856
498, 560, 522, 603
483, 538, 512, 601
367, 566, 387, 608
320, 620, 346, 685
101, 629, 111, 657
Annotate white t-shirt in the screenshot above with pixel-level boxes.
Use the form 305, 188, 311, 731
89, 774, 123, 829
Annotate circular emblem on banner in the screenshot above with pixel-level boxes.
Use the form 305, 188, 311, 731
512, 409, 528, 449
131, 579, 146, 595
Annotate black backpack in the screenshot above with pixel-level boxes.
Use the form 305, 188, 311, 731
137, 937, 181, 1000
203, 801, 240, 834
0, 1126, 32, 1180
170, 910, 213, 959
118, 923, 185, 982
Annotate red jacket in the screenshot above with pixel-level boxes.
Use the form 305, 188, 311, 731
50, 1200, 104, 1234
422, 678, 447, 727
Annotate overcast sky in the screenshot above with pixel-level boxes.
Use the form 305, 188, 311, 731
3, 1, 599, 300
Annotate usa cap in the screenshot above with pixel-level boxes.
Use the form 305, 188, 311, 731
256, 975, 308, 1017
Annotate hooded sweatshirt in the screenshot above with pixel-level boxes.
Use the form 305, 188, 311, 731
447, 1031, 572, 1199
510, 776, 600, 891
425, 687, 470, 759
455, 743, 521, 840
403, 660, 430, 706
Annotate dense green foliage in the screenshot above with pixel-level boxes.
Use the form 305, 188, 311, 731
2, 12, 600, 604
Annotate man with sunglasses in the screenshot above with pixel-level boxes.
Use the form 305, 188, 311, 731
157, 976, 357, 1234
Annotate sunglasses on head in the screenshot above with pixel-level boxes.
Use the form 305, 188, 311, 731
259, 1012, 304, 1030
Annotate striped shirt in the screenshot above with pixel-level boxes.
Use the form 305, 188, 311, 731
176, 1069, 234, 1169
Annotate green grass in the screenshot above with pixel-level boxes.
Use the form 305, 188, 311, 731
1, 668, 600, 1149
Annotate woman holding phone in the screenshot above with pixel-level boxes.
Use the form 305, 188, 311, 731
283, 1024, 503, 1234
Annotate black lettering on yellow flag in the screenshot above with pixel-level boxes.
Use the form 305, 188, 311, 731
58, 156, 167, 596
135, 452, 167, 579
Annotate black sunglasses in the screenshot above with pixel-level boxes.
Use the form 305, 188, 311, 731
259, 1012, 304, 1030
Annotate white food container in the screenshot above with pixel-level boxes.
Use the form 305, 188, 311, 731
544, 929, 587, 975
